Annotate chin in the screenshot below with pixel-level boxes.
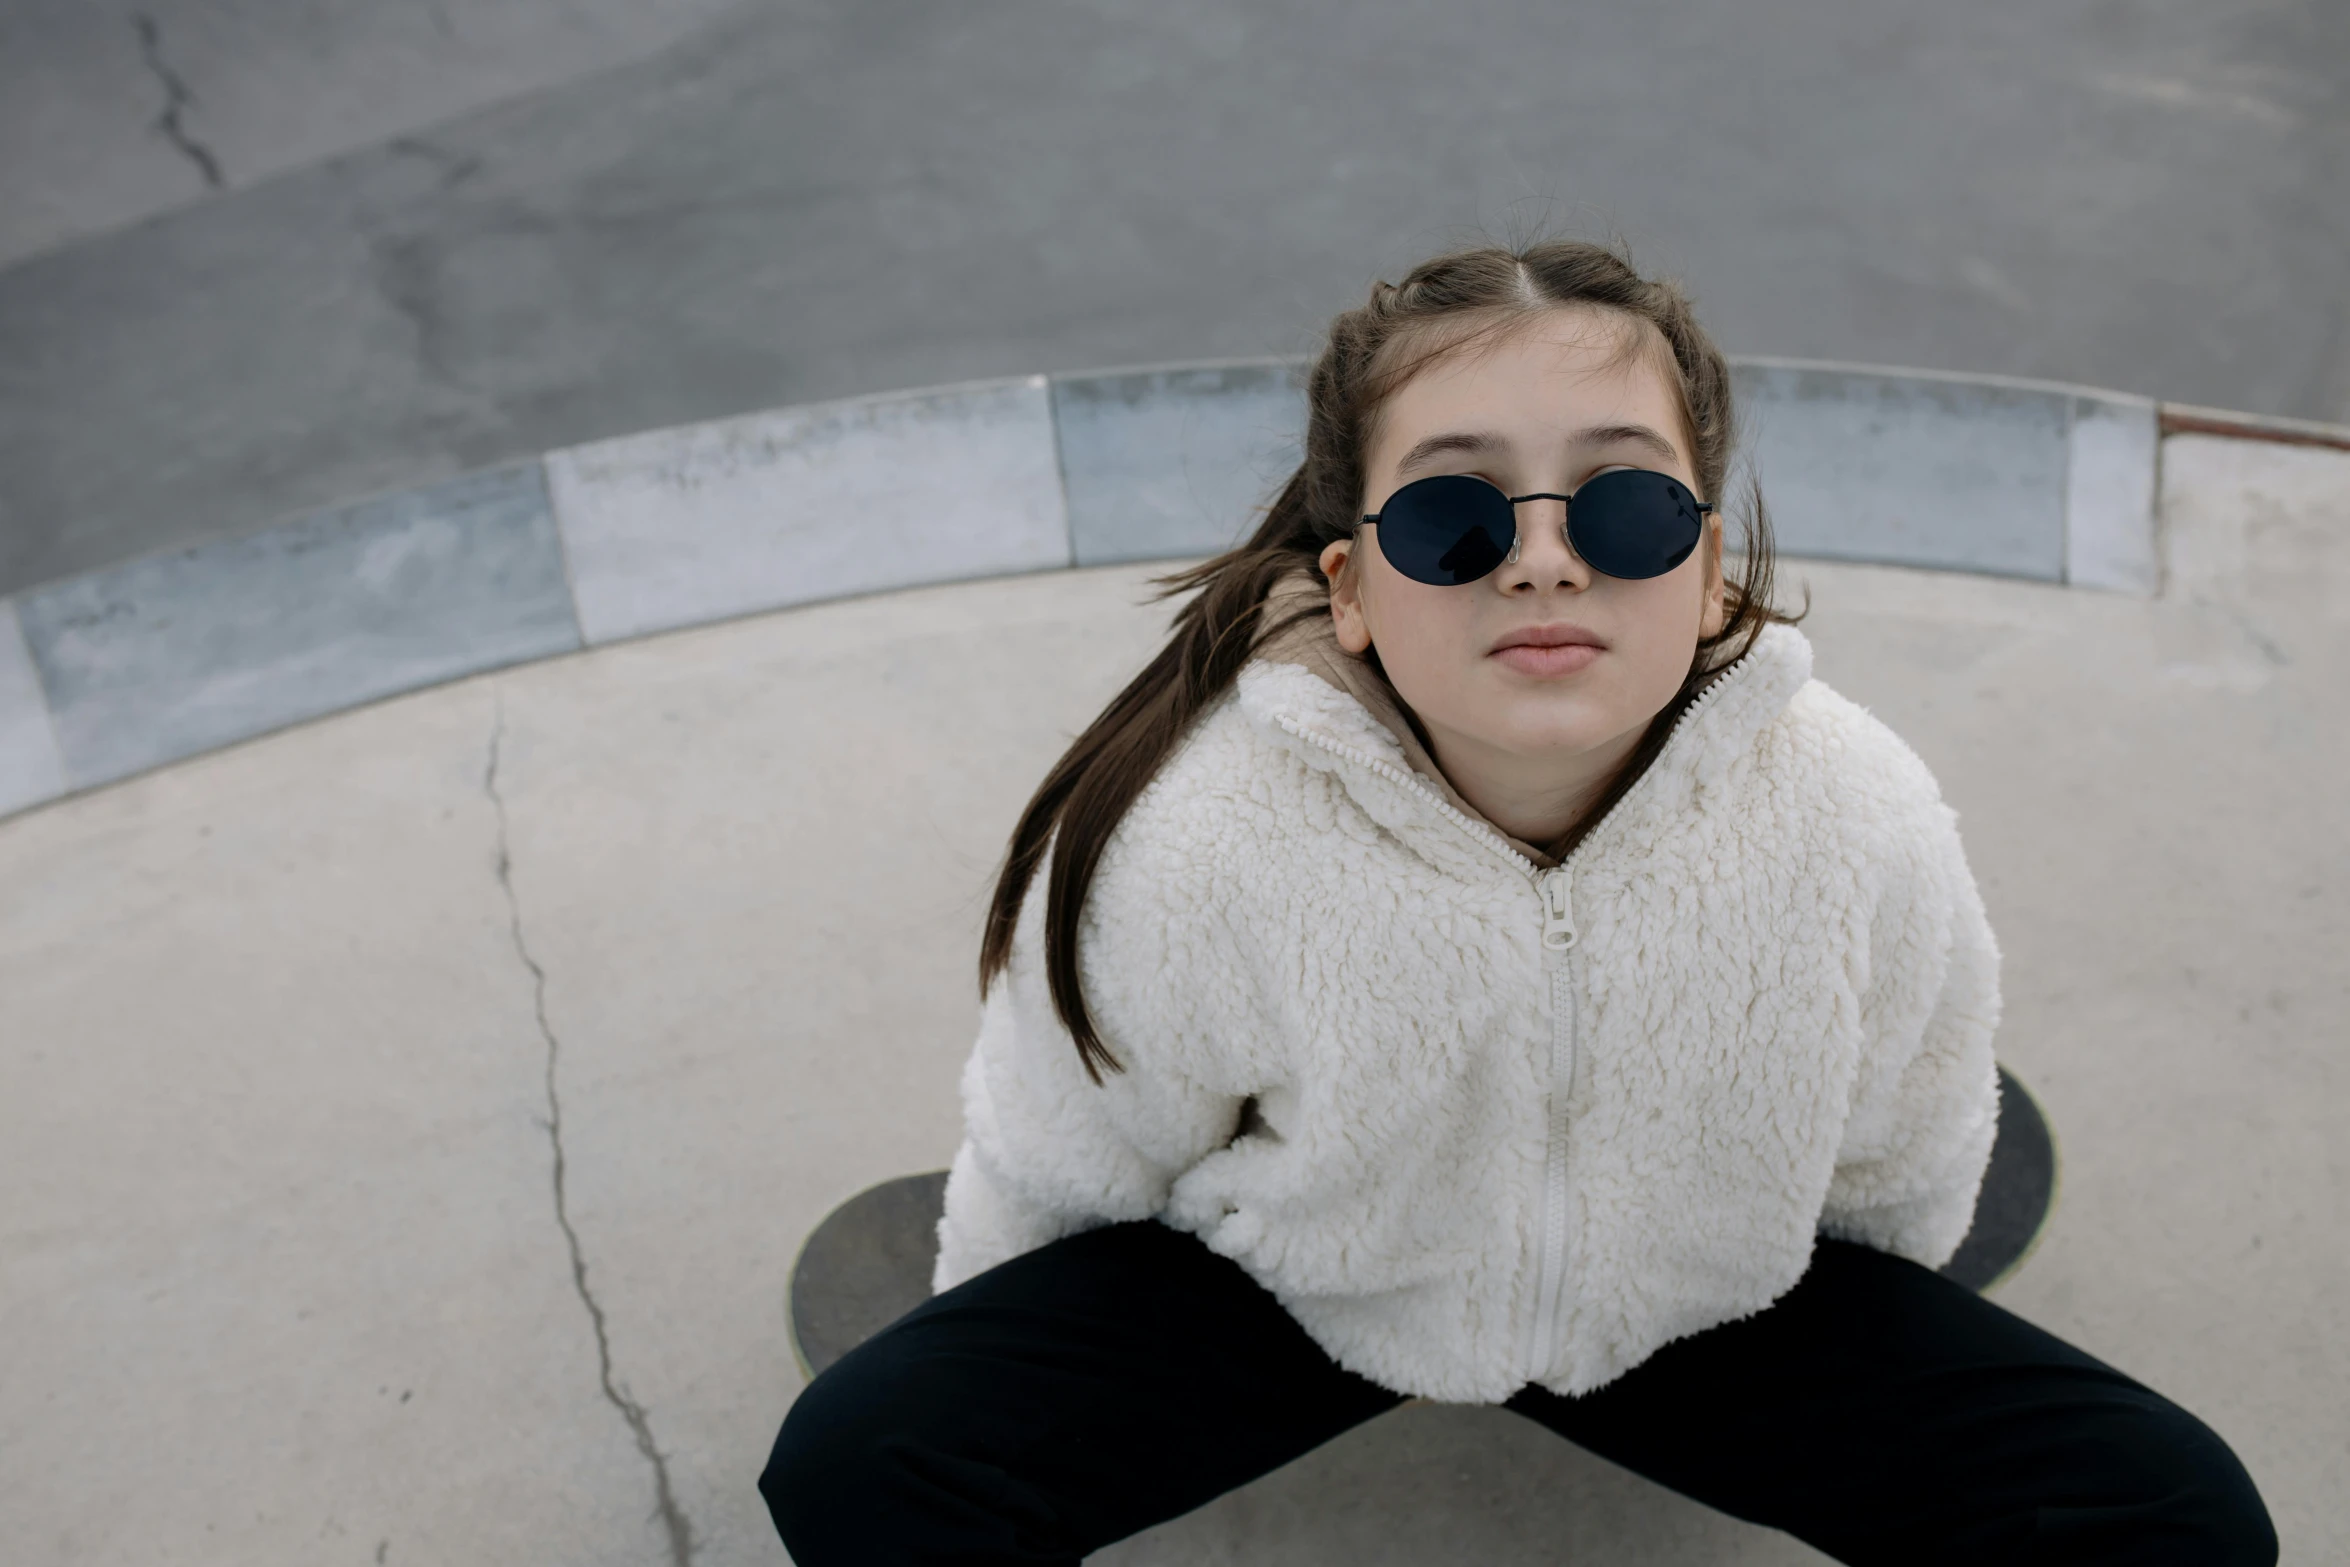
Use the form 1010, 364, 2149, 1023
1478, 698, 1618, 757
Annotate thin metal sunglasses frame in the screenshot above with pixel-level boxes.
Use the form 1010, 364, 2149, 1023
1358, 472, 1716, 566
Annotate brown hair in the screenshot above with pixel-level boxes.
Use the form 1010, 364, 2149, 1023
979, 237, 1799, 1083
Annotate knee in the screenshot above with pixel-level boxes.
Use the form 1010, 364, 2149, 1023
758, 1357, 898, 1563
2064, 1398, 2278, 1566
2163, 1420, 2277, 1567
761, 1330, 1054, 1565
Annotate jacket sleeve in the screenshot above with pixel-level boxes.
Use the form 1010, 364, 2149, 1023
931, 843, 1249, 1295
1816, 794, 2004, 1271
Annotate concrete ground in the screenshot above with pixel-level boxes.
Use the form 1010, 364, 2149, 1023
2, 432, 2342, 1563
6, 0, 2349, 598
0, 0, 748, 267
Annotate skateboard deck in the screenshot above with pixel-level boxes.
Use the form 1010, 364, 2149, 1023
788, 1064, 2056, 1381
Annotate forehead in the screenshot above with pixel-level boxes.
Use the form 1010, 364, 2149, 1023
1367, 306, 1682, 456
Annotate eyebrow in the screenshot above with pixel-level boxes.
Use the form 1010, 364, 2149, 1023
1392, 423, 1682, 477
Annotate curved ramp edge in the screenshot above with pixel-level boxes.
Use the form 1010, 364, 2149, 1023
4, 358, 2343, 822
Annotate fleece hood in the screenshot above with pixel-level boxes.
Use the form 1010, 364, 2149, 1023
1243, 565, 1810, 880
1244, 567, 1566, 866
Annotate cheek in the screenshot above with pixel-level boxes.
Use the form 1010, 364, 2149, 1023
1609, 572, 1707, 684
1363, 577, 1482, 698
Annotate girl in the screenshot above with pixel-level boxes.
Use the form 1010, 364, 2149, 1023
761, 241, 2275, 1564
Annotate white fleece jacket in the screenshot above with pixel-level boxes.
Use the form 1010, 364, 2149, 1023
932, 609, 2002, 1404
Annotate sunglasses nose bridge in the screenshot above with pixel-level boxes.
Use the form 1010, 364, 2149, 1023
1503, 492, 1576, 569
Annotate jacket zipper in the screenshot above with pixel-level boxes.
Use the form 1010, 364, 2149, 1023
1524, 869, 1576, 1383
1264, 640, 1765, 1387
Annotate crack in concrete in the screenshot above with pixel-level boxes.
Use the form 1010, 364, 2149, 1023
485, 694, 698, 1567
387, 136, 484, 190
132, 14, 225, 190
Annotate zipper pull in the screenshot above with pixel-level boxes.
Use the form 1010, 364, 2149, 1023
1540, 866, 1577, 950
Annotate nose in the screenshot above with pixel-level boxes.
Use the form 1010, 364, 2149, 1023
1503, 496, 1590, 588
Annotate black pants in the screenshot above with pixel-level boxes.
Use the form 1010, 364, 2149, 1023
763, 1219, 2275, 1565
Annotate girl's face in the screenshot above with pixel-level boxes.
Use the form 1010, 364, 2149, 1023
1319, 307, 1725, 822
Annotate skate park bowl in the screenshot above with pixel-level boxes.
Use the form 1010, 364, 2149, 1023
3, 357, 2346, 1564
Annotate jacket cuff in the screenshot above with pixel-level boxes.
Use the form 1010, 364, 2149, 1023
930, 1137, 1076, 1294
1818, 1078, 1999, 1271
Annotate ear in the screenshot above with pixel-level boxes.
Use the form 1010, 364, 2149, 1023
1697, 513, 1728, 640
1318, 538, 1374, 654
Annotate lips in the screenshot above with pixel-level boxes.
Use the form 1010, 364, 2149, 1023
1490, 624, 1606, 653
1489, 623, 1605, 677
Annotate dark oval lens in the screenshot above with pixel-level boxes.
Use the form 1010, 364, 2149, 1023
1374, 474, 1514, 586
1567, 469, 1704, 580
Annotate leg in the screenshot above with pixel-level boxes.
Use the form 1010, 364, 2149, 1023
761, 1217, 1405, 1565
1507, 1239, 2276, 1566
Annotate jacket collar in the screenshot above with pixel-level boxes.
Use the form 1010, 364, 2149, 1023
1236, 566, 1814, 877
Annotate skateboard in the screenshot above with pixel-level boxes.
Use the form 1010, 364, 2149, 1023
788, 1064, 2057, 1381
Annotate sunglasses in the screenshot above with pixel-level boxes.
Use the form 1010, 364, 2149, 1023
1357, 469, 1713, 586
